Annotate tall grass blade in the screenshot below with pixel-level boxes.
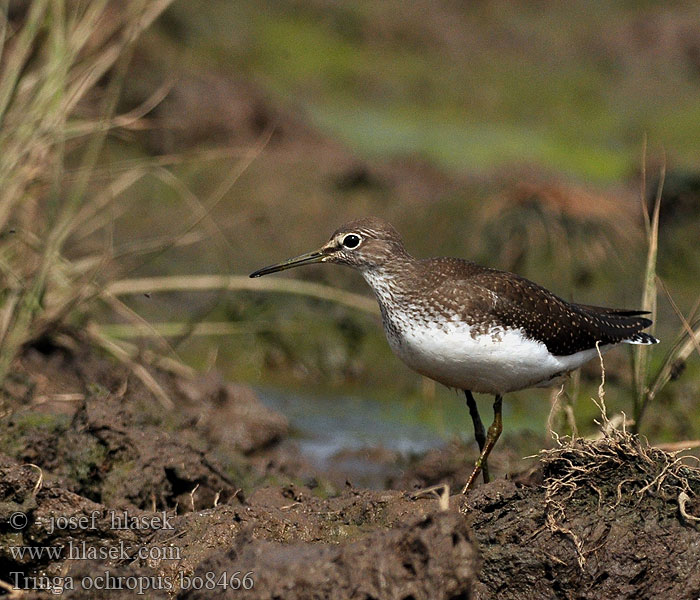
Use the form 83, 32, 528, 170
631, 152, 664, 432
647, 280, 700, 404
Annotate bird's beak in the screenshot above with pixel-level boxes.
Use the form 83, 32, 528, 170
249, 248, 328, 278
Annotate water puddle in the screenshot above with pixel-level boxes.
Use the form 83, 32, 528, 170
256, 387, 449, 487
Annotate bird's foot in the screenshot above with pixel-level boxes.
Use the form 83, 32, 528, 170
461, 463, 483, 493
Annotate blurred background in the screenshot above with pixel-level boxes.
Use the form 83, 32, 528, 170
3, 0, 700, 483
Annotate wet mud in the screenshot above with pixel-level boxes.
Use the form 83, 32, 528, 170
1, 338, 699, 599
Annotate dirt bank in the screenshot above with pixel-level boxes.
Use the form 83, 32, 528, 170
1, 335, 699, 599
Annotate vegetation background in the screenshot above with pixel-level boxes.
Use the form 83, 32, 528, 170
2, 0, 700, 475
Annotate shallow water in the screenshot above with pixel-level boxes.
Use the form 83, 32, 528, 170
257, 387, 446, 465
254, 382, 585, 488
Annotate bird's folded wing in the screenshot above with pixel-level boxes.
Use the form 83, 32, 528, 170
435, 271, 652, 356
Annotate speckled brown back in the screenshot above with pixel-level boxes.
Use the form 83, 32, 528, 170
413, 258, 654, 356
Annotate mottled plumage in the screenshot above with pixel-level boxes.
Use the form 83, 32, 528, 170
367, 256, 655, 356
250, 216, 659, 490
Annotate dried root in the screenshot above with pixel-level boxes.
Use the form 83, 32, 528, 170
540, 424, 700, 569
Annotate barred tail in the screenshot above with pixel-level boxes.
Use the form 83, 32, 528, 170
624, 332, 659, 345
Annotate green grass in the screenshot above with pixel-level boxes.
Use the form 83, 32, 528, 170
309, 103, 630, 180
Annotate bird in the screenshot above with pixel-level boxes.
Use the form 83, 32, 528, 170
249, 217, 659, 491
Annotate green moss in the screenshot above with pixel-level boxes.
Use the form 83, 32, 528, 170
9, 411, 69, 432
99, 460, 136, 506
62, 437, 108, 490
0, 413, 69, 457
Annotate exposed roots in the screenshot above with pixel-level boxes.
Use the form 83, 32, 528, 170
540, 426, 700, 569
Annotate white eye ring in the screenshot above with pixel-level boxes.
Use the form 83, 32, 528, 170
341, 234, 362, 249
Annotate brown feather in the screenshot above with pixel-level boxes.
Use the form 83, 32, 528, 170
411, 258, 655, 356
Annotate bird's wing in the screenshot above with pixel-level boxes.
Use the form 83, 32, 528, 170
431, 265, 653, 356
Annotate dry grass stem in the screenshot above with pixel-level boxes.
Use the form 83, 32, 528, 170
410, 483, 451, 511
592, 341, 610, 432
546, 383, 567, 444
632, 147, 664, 431
33, 393, 86, 405
0, 0, 176, 392
97, 321, 269, 339
87, 324, 174, 409
87, 324, 196, 380
656, 440, 700, 452
189, 483, 200, 512
0, 577, 23, 598
106, 275, 380, 315
24, 463, 44, 495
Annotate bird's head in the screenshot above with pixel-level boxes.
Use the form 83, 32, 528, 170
249, 217, 407, 277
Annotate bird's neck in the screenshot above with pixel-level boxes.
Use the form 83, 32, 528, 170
358, 256, 421, 310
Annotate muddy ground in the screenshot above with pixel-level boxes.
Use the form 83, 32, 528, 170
1, 335, 700, 599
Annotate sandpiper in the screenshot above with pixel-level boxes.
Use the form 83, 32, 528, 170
250, 217, 658, 491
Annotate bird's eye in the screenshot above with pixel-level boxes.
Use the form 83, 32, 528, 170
342, 234, 361, 249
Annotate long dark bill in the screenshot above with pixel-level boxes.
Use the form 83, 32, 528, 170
249, 250, 326, 278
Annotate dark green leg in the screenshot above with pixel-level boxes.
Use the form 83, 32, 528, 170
464, 390, 489, 484
462, 395, 503, 493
